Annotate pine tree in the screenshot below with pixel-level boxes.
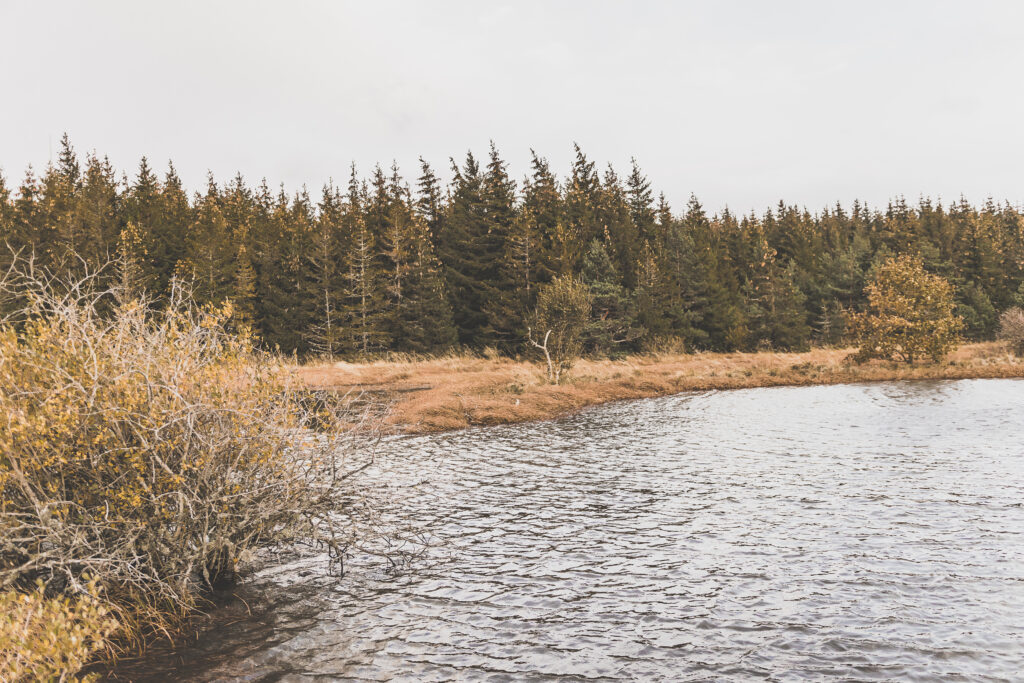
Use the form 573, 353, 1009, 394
658, 197, 706, 346
116, 221, 147, 301
221, 174, 258, 330
415, 158, 445, 236
231, 241, 258, 331
253, 185, 295, 351
0, 170, 14, 268
75, 153, 121, 275
346, 213, 390, 355
636, 239, 671, 339
42, 134, 82, 270
305, 182, 346, 358
956, 280, 997, 340
743, 222, 810, 350
381, 165, 414, 338
11, 167, 46, 261
626, 158, 656, 246
393, 211, 458, 353
688, 196, 746, 350
518, 151, 560, 286
437, 151, 493, 347
123, 157, 161, 294
0, 170, 16, 316
152, 162, 190, 295
560, 144, 601, 272
598, 165, 639, 289
284, 187, 319, 352
479, 142, 522, 349
182, 176, 232, 306
581, 239, 642, 355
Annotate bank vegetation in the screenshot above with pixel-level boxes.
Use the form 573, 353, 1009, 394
0, 260, 375, 681
295, 341, 1023, 434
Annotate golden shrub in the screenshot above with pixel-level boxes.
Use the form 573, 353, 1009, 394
0, 265, 369, 664
0, 582, 119, 682
849, 254, 963, 363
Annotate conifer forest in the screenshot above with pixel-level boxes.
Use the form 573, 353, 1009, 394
3, 135, 1022, 358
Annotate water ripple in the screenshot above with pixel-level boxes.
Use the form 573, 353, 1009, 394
109, 378, 1024, 682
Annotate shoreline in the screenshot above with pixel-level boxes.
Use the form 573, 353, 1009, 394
294, 342, 1024, 434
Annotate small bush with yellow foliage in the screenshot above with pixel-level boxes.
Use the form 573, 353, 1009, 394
849, 254, 963, 363
0, 259, 373, 674
1, 580, 118, 682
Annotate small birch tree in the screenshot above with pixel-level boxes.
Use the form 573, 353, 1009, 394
529, 275, 592, 383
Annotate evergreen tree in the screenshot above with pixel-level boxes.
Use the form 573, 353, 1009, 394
956, 280, 997, 340
253, 185, 295, 350
479, 142, 521, 349
75, 153, 121, 275
152, 162, 190, 295
598, 165, 639, 289
123, 157, 161, 293
0, 170, 14, 268
414, 158, 445, 236
11, 167, 46, 262
560, 144, 601, 272
581, 239, 642, 355
346, 213, 390, 354
743, 225, 811, 351
626, 158, 656, 246
518, 151, 560, 285
42, 134, 82, 270
231, 241, 257, 331
688, 196, 746, 350
393, 211, 458, 353
116, 221, 147, 301
306, 182, 345, 358
437, 151, 492, 347
182, 176, 232, 306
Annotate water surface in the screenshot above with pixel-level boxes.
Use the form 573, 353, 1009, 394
112, 379, 1024, 681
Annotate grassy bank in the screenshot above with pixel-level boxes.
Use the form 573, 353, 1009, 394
296, 342, 1024, 434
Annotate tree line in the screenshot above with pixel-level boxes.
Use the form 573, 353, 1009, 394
3, 134, 1023, 358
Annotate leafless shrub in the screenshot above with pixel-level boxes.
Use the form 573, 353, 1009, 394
997, 306, 1024, 355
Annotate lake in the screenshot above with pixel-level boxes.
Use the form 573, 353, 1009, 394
110, 379, 1024, 681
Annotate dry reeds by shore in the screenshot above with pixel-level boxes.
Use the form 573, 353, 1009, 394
296, 343, 1024, 434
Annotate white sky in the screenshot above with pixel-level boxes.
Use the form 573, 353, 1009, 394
2, 0, 1023, 214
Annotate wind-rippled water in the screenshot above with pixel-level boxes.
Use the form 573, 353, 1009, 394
111, 379, 1024, 681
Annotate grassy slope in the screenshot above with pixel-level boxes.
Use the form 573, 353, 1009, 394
295, 342, 1024, 434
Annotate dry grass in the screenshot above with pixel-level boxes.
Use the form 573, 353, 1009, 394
295, 343, 1024, 434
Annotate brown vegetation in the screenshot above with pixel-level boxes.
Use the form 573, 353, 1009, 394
1, 262, 376, 678
998, 307, 1024, 356
296, 343, 1024, 434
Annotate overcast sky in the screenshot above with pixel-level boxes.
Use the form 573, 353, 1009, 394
2, 0, 1022, 214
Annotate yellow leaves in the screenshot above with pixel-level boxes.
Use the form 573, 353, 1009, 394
1, 276, 354, 677
0, 581, 118, 683
852, 254, 964, 363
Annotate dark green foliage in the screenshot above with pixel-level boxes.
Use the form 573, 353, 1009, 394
3, 136, 1024, 360
479, 143, 522, 349
437, 152, 490, 346
581, 239, 642, 355
392, 213, 458, 353
956, 280, 998, 341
